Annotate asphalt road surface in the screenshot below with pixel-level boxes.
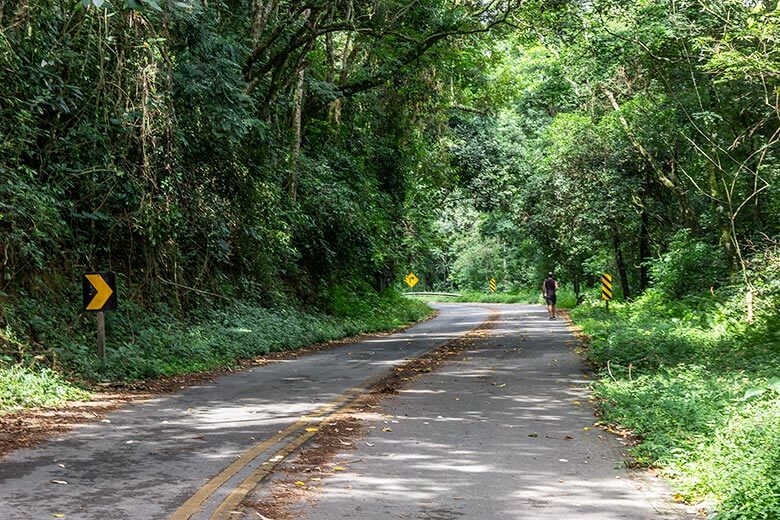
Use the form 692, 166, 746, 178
0, 304, 691, 519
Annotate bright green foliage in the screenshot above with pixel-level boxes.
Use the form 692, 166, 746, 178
0, 364, 89, 411
419, 0, 779, 302
0, 290, 431, 384
649, 230, 728, 299
572, 251, 780, 518
455, 288, 578, 308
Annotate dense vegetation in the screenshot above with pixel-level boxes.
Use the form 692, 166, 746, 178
412, 2, 779, 299
1, 0, 778, 517
572, 247, 779, 519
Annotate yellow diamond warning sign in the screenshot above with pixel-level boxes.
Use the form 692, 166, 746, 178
404, 272, 419, 288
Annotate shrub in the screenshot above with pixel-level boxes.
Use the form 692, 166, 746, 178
571, 260, 780, 518
0, 364, 89, 411
649, 229, 728, 299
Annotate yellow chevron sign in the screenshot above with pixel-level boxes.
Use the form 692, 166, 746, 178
600, 273, 613, 301
404, 272, 419, 289
82, 272, 117, 312
489, 278, 497, 293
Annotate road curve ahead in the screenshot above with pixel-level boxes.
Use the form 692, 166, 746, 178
0, 304, 493, 520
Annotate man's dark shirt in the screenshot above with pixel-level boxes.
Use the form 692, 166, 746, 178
544, 278, 556, 296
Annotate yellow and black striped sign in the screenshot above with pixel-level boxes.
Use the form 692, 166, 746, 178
489, 278, 497, 293
600, 273, 613, 301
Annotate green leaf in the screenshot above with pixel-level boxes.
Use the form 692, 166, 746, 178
741, 387, 766, 400
143, 0, 163, 11
767, 377, 780, 394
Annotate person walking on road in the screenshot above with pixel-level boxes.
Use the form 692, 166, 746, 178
542, 272, 558, 320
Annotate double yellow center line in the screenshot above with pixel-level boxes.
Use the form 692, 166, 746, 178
170, 311, 494, 520
169, 379, 377, 520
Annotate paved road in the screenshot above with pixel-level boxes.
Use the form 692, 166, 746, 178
252, 304, 692, 520
0, 304, 492, 519
0, 304, 690, 519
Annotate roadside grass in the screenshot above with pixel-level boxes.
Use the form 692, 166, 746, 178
403, 294, 460, 303
570, 289, 780, 519
0, 364, 90, 410
455, 288, 578, 308
0, 290, 432, 412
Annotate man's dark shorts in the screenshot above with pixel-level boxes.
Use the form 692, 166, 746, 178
545, 295, 557, 305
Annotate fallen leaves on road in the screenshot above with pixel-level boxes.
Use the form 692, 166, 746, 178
247, 314, 501, 520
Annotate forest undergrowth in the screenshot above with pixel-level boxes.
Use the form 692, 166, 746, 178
0, 289, 432, 412
571, 253, 780, 519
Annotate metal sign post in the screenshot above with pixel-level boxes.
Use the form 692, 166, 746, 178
82, 272, 118, 358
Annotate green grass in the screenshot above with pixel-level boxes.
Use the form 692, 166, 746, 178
571, 289, 780, 519
403, 294, 460, 303
0, 364, 90, 411
455, 287, 578, 307
0, 290, 433, 412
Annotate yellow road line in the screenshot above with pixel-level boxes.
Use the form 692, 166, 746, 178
171, 313, 493, 520
210, 427, 321, 520
169, 393, 354, 520
209, 379, 389, 519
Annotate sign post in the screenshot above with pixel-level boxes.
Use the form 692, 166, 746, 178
600, 273, 613, 313
82, 272, 117, 358
96, 311, 106, 358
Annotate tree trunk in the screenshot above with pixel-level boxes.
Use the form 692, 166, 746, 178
605, 88, 698, 229
613, 226, 631, 300
573, 272, 581, 304
289, 66, 305, 201
251, 0, 276, 45
639, 206, 650, 292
